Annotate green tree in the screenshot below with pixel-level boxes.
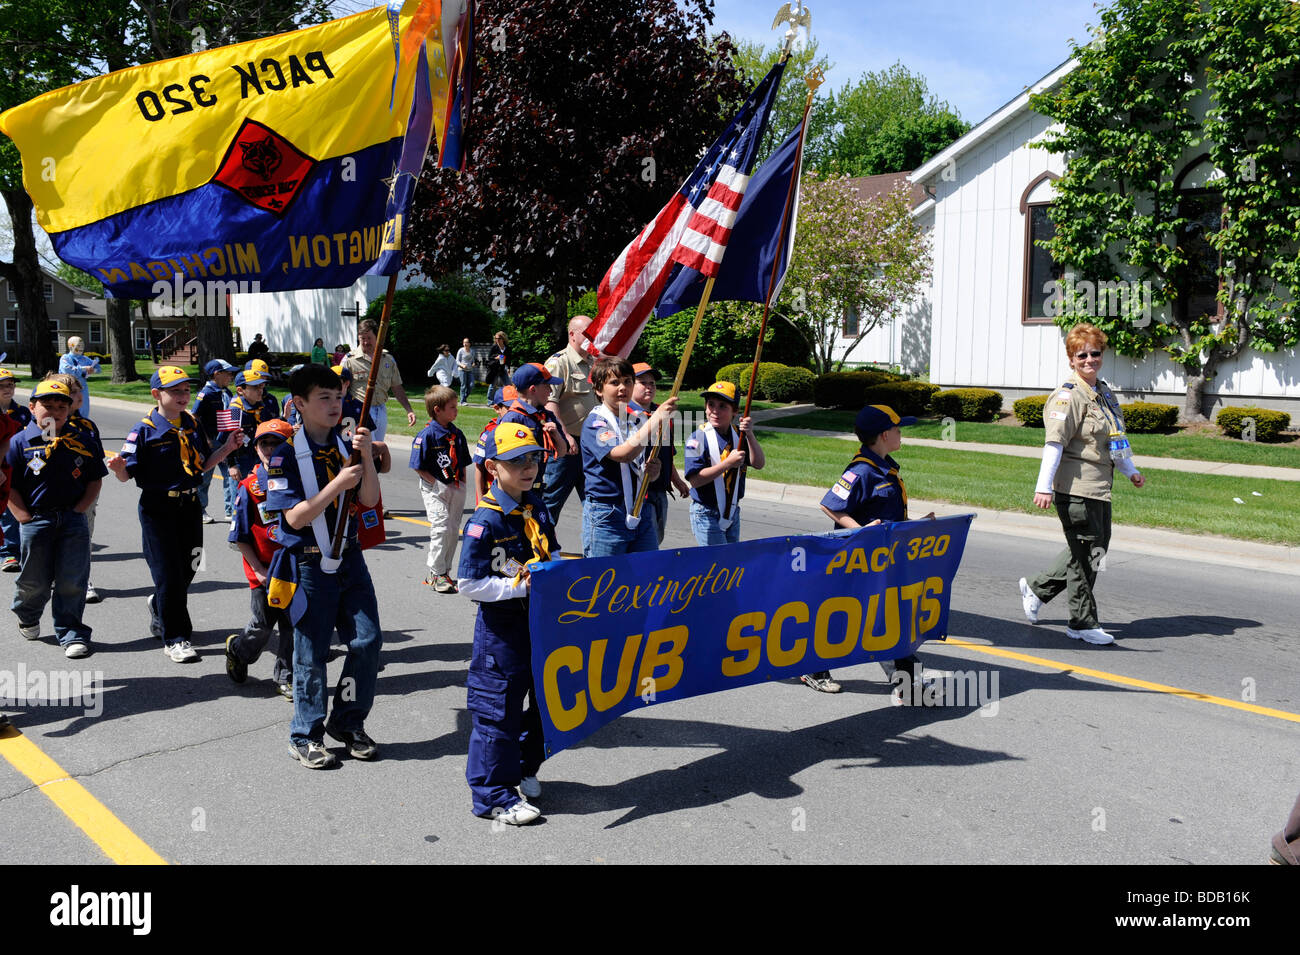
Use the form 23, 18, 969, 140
1031, 0, 1300, 420
731, 37, 835, 167
773, 173, 930, 375
363, 286, 496, 383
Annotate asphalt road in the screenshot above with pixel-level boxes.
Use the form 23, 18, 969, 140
1, 399, 1296, 866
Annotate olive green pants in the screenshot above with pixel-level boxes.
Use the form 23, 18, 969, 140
1028, 493, 1112, 630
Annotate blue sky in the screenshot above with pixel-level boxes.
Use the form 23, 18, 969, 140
711, 0, 1103, 125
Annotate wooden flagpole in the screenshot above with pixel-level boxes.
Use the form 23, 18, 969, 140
726, 67, 823, 522
329, 270, 398, 559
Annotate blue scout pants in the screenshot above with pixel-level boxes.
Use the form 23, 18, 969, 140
542, 453, 584, 526
290, 548, 382, 745
12, 510, 91, 647
139, 491, 203, 646
229, 584, 294, 685
581, 499, 658, 557
466, 605, 544, 816
645, 487, 668, 546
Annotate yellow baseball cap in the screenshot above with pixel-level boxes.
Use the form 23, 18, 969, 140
151, 366, 198, 389
484, 424, 542, 461
31, 379, 73, 400
0, 368, 15, 382
700, 381, 740, 406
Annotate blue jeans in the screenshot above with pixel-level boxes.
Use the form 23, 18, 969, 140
290, 548, 383, 745
12, 510, 91, 646
199, 459, 237, 517
689, 500, 740, 546
645, 488, 668, 545
458, 372, 473, 404
542, 453, 585, 525
582, 499, 658, 557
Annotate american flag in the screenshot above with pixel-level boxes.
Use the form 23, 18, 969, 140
586, 62, 786, 358
216, 409, 240, 432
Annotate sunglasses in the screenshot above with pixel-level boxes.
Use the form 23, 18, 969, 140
504, 452, 542, 467
1074, 350, 1103, 359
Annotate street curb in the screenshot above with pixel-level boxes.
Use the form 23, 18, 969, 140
88, 395, 1298, 575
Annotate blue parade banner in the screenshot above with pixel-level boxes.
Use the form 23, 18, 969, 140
528, 514, 974, 757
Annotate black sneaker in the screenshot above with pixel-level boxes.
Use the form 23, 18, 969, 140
225, 635, 247, 684
287, 740, 337, 769
324, 721, 379, 760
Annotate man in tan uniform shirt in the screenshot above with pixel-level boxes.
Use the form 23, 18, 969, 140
542, 315, 595, 523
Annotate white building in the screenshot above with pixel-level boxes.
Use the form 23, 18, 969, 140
842, 59, 1299, 415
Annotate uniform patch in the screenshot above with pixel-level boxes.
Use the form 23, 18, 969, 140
830, 482, 850, 500
466, 522, 485, 539
269, 455, 283, 466
120, 442, 137, 454
360, 508, 379, 529
840, 470, 858, 484
126, 431, 138, 441
685, 439, 699, 452
413, 437, 422, 447
1048, 410, 1068, 421
598, 429, 616, 444
267, 477, 289, 491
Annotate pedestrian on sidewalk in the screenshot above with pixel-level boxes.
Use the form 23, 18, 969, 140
1019, 324, 1145, 645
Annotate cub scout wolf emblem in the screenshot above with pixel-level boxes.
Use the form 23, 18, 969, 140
213, 119, 315, 216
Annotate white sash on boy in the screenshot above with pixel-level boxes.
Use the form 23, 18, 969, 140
591, 402, 642, 529
295, 432, 352, 574
703, 423, 740, 531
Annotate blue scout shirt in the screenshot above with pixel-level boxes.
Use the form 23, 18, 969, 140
119, 409, 212, 492
262, 427, 357, 551
409, 419, 469, 486
228, 391, 279, 474
3, 403, 32, 427
819, 445, 908, 523
191, 381, 231, 441
6, 419, 107, 509
683, 424, 745, 511
579, 404, 644, 507
458, 484, 558, 630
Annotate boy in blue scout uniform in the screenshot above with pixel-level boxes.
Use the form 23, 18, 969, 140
284, 364, 375, 434
632, 363, 689, 545
107, 366, 244, 663
262, 364, 383, 770
193, 358, 238, 523
410, 385, 470, 593
579, 356, 679, 557
805, 404, 936, 698
51, 373, 103, 603
683, 381, 764, 546
499, 362, 572, 494
0, 368, 32, 573
243, 358, 282, 418
227, 368, 276, 481
6, 379, 105, 658
457, 424, 559, 825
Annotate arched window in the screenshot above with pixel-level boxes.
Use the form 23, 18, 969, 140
1173, 154, 1224, 324
1020, 172, 1063, 324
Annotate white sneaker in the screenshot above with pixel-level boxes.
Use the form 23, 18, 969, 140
202, 511, 216, 524
491, 799, 540, 826
520, 775, 541, 799
1019, 578, 1042, 624
18, 623, 39, 641
64, 642, 90, 659
85, 583, 101, 604
1066, 626, 1114, 645
165, 640, 199, 662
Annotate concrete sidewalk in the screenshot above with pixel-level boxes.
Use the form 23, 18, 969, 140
90, 394, 1299, 575
752, 405, 1300, 483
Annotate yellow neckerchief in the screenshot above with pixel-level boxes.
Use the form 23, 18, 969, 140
145, 410, 203, 476
36, 419, 96, 462
850, 446, 908, 520
476, 483, 551, 579
312, 441, 343, 486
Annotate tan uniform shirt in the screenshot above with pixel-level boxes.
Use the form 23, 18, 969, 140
545, 344, 596, 435
1044, 372, 1123, 502
343, 350, 401, 405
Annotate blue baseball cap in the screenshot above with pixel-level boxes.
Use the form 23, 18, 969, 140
151, 366, 198, 390
855, 404, 917, 434
204, 358, 236, 376
512, 362, 561, 390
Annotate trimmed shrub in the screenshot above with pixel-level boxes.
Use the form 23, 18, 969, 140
715, 362, 815, 402
860, 380, 941, 418
715, 363, 749, 388
930, 387, 1003, 422
1014, 394, 1049, 427
1217, 405, 1292, 442
813, 370, 899, 408
1120, 401, 1178, 433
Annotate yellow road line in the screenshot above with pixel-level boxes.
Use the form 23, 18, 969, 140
0, 727, 167, 865
945, 637, 1300, 725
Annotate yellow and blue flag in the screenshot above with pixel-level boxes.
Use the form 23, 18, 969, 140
0, 0, 472, 298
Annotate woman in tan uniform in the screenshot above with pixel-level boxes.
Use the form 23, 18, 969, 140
1019, 323, 1146, 645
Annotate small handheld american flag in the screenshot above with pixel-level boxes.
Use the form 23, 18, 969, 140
216, 409, 240, 432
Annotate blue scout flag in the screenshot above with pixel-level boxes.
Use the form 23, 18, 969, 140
656, 124, 804, 318
0, 0, 471, 299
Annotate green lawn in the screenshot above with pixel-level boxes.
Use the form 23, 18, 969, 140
765, 410, 1300, 469
753, 430, 1300, 545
